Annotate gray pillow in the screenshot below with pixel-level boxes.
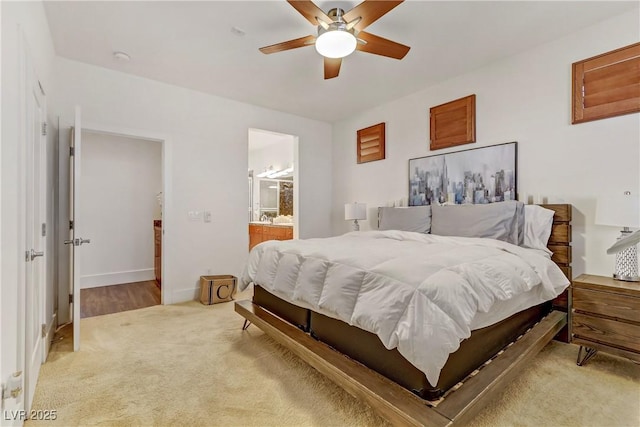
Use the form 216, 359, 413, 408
378, 206, 431, 233
431, 201, 524, 244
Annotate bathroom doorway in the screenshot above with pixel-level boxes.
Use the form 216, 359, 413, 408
248, 129, 298, 251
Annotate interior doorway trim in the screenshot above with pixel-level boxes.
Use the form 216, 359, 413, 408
81, 121, 172, 305
248, 128, 300, 239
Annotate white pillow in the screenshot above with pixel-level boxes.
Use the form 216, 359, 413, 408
523, 205, 555, 255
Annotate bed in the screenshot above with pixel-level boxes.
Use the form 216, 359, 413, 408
236, 202, 572, 425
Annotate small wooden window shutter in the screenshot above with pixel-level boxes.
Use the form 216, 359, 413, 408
357, 123, 385, 164
430, 94, 476, 150
572, 42, 640, 124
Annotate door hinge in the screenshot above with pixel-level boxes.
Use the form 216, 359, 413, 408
41, 324, 47, 338
41, 122, 47, 136
42, 223, 46, 237
69, 220, 74, 230
69, 294, 74, 304
70, 146, 75, 156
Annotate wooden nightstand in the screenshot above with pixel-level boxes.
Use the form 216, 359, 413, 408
571, 274, 640, 365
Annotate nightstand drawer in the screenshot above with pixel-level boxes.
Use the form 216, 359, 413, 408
573, 288, 640, 323
572, 313, 640, 353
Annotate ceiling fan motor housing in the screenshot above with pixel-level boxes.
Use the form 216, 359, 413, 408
317, 8, 355, 37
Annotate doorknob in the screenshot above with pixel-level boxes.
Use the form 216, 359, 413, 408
29, 249, 44, 261
64, 238, 91, 246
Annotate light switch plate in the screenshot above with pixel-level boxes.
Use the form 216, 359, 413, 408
203, 211, 212, 223
188, 211, 202, 222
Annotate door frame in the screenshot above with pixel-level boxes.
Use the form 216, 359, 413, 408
67, 121, 172, 309
247, 129, 300, 239
56, 120, 173, 338
12, 27, 48, 415
24, 60, 47, 409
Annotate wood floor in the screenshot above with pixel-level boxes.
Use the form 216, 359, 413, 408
81, 280, 161, 318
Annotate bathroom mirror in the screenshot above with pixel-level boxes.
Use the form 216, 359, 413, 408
259, 180, 278, 219
257, 178, 293, 220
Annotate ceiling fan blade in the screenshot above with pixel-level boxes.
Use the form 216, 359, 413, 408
343, 0, 404, 32
259, 35, 316, 55
324, 57, 342, 79
356, 31, 410, 59
287, 0, 331, 27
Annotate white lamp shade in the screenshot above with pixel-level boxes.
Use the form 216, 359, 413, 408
315, 30, 357, 59
596, 193, 640, 228
345, 203, 367, 221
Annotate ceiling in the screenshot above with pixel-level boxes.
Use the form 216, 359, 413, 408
43, 1, 638, 123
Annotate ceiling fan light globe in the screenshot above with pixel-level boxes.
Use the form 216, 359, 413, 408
315, 30, 357, 59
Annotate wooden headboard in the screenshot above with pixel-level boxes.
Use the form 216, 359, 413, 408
540, 203, 572, 280
540, 203, 572, 342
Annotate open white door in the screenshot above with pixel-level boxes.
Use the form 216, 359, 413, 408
67, 106, 90, 352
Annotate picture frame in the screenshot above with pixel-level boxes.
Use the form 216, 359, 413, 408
409, 142, 517, 206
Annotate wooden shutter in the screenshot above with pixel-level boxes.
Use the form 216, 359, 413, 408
572, 42, 640, 124
430, 94, 476, 150
357, 123, 385, 164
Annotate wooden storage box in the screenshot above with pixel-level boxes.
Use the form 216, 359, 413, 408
199, 275, 237, 305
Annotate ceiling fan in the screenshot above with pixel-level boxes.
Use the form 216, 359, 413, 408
259, 0, 410, 79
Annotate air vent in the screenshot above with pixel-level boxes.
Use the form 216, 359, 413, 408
572, 42, 640, 124
357, 123, 385, 164
430, 94, 476, 151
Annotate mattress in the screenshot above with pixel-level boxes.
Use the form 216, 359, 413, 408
252, 284, 551, 400
240, 230, 569, 386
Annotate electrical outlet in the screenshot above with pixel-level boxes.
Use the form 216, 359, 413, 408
204, 211, 212, 223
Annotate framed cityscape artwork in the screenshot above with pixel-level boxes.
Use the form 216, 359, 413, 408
409, 142, 517, 206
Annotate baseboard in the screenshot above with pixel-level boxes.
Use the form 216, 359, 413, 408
170, 286, 200, 304
80, 269, 155, 289
44, 312, 57, 357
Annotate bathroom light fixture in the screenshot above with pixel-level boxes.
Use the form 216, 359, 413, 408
345, 202, 367, 231
267, 166, 294, 179
256, 166, 274, 178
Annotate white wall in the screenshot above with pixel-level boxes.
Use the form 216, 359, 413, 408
332, 9, 640, 279
1, 0, 56, 422
79, 132, 161, 288
52, 57, 332, 303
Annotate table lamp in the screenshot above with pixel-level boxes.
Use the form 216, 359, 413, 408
345, 202, 367, 231
596, 192, 640, 282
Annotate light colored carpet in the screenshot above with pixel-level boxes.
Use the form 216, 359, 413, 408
28, 290, 640, 427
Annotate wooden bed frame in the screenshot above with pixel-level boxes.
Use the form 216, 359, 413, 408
235, 204, 572, 426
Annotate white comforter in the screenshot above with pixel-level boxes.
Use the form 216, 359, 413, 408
240, 231, 569, 386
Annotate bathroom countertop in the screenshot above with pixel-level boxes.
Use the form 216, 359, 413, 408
249, 222, 293, 227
